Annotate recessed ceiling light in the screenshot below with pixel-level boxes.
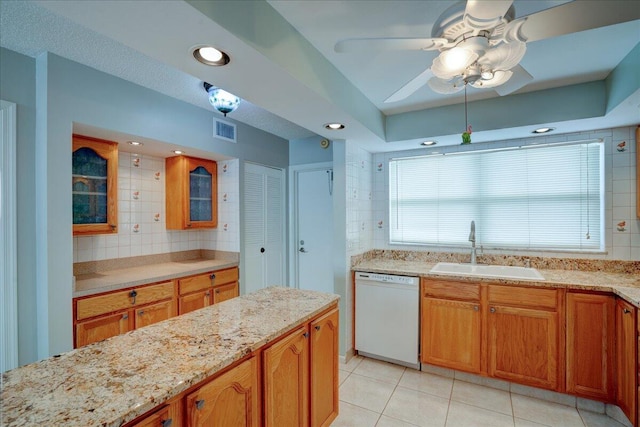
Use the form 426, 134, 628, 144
325, 123, 345, 130
192, 46, 230, 66
172, 150, 185, 155
127, 141, 143, 146
532, 127, 555, 134
421, 140, 437, 146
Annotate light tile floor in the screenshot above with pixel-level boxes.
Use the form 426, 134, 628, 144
334, 356, 628, 427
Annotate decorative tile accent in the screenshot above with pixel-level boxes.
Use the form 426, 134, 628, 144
132, 190, 140, 200
132, 157, 140, 167
132, 224, 140, 233
616, 141, 626, 152
154, 213, 160, 222
154, 171, 160, 180
617, 221, 627, 232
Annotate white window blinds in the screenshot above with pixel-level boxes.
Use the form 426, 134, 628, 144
389, 142, 603, 251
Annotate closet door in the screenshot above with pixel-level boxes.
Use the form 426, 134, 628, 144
244, 163, 285, 294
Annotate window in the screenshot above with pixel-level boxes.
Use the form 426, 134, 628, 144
389, 141, 603, 251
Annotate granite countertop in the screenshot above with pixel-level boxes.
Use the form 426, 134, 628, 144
1, 287, 339, 427
74, 258, 238, 297
353, 259, 640, 308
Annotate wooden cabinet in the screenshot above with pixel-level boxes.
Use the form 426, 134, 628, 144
178, 267, 239, 315
135, 300, 175, 329
566, 292, 615, 400
186, 356, 259, 427
616, 298, 637, 426
487, 285, 562, 391
421, 280, 481, 373
166, 156, 217, 230
128, 404, 174, 427
263, 325, 310, 427
213, 282, 239, 304
72, 134, 118, 236
76, 311, 134, 347
310, 308, 339, 427
74, 281, 175, 348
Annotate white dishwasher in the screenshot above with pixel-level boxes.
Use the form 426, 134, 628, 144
355, 272, 419, 369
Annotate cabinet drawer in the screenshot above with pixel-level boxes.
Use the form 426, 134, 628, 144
488, 285, 558, 310
423, 279, 480, 301
76, 281, 174, 320
179, 268, 239, 295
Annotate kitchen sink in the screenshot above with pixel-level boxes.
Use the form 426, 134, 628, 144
429, 262, 545, 281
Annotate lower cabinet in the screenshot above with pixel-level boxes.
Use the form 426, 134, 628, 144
263, 325, 310, 427
263, 307, 339, 427
129, 403, 176, 427
616, 298, 637, 426
135, 300, 175, 329
565, 292, 615, 400
186, 356, 259, 427
421, 280, 481, 373
178, 268, 239, 315
213, 282, 240, 304
310, 309, 339, 427
178, 289, 212, 315
76, 311, 134, 348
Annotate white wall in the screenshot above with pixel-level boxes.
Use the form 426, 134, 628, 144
372, 126, 639, 260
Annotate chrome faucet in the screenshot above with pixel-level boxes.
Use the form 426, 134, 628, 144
469, 220, 477, 265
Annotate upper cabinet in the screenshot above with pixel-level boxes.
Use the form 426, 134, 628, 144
72, 135, 118, 236
165, 156, 218, 229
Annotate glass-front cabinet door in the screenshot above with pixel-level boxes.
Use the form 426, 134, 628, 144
72, 135, 118, 235
166, 156, 217, 229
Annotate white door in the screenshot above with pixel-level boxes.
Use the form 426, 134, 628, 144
295, 168, 333, 293
243, 163, 285, 294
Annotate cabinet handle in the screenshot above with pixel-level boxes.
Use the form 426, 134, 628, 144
205, 292, 210, 297
315, 325, 321, 331
195, 399, 205, 410
473, 305, 479, 311
303, 332, 309, 338
210, 273, 216, 280
161, 419, 173, 427
490, 307, 496, 313
623, 308, 632, 314
138, 310, 144, 316
215, 289, 220, 294
129, 290, 137, 305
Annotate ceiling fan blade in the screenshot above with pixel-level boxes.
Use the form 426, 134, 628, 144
384, 68, 434, 103
494, 65, 532, 96
334, 37, 448, 53
503, 1, 640, 43
464, 0, 514, 31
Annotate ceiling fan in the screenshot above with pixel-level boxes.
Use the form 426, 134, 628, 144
335, 0, 640, 103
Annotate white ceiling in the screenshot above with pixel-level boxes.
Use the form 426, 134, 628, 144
1, 0, 639, 153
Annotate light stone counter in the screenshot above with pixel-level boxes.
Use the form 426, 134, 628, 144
1, 287, 339, 427
74, 258, 238, 297
353, 259, 640, 308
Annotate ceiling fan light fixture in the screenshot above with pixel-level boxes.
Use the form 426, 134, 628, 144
432, 47, 478, 79
471, 69, 513, 88
480, 41, 526, 72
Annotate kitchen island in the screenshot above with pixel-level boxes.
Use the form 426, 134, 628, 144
1, 287, 340, 427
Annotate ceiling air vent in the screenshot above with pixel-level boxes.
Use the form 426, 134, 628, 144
213, 118, 236, 143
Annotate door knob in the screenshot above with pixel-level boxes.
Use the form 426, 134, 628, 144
260, 247, 265, 253
299, 247, 307, 253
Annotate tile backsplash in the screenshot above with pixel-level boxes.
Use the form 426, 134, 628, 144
346, 143, 373, 255
370, 126, 639, 261
73, 153, 239, 262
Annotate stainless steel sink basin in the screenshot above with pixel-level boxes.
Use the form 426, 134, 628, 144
429, 262, 545, 281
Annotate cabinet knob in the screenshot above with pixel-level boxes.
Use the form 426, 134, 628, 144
303, 332, 309, 339
138, 310, 144, 316
122, 314, 128, 320
195, 399, 205, 410
623, 308, 632, 314
473, 306, 479, 311
186, 223, 192, 227
109, 224, 117, 230
161, 419, 173, 427
490, 307, 496, 313
205, 292, 210, 297
315, 325, 321, 331
129, 290, 137, 305
215, 289, 220, 294
210, 273, 216, 280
